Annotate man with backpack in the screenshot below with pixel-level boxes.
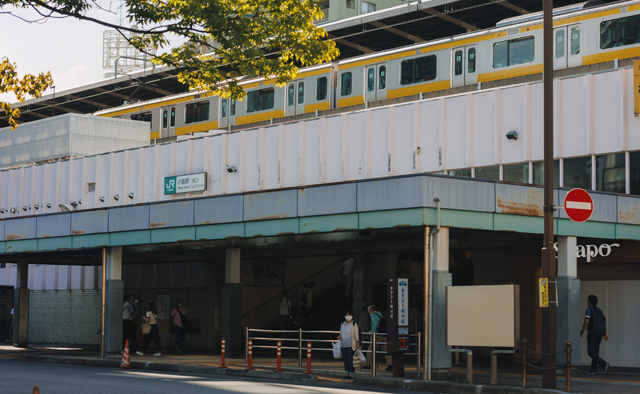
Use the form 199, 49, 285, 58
580, 294, 609, 375
363, 305, 393, 371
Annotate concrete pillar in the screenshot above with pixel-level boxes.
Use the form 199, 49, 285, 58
431, 227, 452, 376
104, 247, 124, 355
556, 236, 581, 364
352, 253, 364, 321
12, 260, 29, 347
223, 248, 242, 357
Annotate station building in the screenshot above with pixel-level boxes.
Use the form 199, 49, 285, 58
1, 63, 640, 373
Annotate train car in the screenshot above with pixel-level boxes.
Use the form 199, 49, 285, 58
97, 0, 640, 139
97, 63, 334, 137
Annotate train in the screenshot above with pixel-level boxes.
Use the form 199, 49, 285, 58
96, 0, 640, 139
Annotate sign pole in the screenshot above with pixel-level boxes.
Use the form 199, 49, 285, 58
542, 0, 557, 387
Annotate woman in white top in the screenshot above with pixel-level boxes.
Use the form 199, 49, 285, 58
137, 301, 162, 357
336, 309, 359, 381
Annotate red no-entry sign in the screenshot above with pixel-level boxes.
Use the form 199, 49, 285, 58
564, 188, 594, 223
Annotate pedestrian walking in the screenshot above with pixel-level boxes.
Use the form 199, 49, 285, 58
336, 310, 359, 381
580, 294, 609, 375
137, 301, 161, 357
278, 290, 292, 331
170, 298, 188, 352
129, 296, 139, 352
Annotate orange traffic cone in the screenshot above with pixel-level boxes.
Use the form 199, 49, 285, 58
120, 339, 132, 369
33, 385, 40, 394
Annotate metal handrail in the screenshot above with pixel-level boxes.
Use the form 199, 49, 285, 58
245, 327, 421, 375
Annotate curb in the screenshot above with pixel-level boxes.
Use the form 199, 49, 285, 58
354, 376, 571, 394
14, 355, 318, 382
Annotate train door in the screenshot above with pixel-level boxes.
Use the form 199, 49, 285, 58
220, 98, 236, 128
286, 80, 305, 116
451, 45, 477, 88
161, 106, 175, 138
554, 25, 582, 70
364, 63, 387, 102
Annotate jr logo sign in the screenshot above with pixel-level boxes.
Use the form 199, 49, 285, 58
164, 177, 177, 195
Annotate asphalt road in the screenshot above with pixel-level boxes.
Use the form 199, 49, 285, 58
0, 360, 414, 394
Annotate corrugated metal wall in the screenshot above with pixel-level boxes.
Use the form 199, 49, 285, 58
0, 68, 637, 218
0, 114, 149, 167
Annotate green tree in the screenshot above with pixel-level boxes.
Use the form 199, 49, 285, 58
0, 57, 53, 130
1, 0, 338, 102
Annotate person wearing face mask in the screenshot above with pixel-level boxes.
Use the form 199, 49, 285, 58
336, 310, 359, 381
171, 298, 188, 352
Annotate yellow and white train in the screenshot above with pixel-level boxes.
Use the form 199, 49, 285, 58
97, 0, 640, 139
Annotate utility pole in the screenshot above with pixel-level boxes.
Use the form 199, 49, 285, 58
542, 0, 557, 388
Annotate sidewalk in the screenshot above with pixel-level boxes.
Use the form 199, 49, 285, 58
2, 343, 640, 394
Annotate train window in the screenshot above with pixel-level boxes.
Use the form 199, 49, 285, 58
162, 110, 168, 128
454, 50, 463, 76
468, 48, 476, 73
221, 100, 227, 118
247, 88, 275, 113
341, 72, 352, 96
185, 101, 210, 124
170, 107, 175, 127
400, 55, 437, 85
131, 112, 153, 129
367, 68, 375, 92
288, 84, 295, 106
379, 66, 386, 89
555, 30, 565, 58
600, 14, 640, 49
493, 36, 534, 68
298, 82, 304, 104
230, 99, 236, 116
316, 77, 328, 100
571, 27, 580, 55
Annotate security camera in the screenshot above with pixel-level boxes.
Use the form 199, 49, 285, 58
114, 194, 120, 201
226, 166, 237, 173
35, 204, 40, 210
100, 196, 105, 202
47, 203, 51, 209
59, 204, 74, 212
129, 193, 134, 199
506, 130, 518, 140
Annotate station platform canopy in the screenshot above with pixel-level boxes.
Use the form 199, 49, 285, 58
0, 0, 615, 128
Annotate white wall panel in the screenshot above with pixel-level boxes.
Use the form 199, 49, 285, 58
264, 127, 280, 189
472, 92, 497, 167
501, 87, 528, 164
530, 83, 545, 161
70, 266, 82, 290
242, 129, 260, 190
395, 104, 416, 174
207, 136, 223, 195
370, 108, 390, 178
560, 77, 589, 158
417, 101, 441, 172
283, 123, 300, 187
157, 144, 172, 201
302, 119, 322, 185
593, 72, 624, 155
347, 112, 366, 179
45, 265, 56, 290
226, 132, 242, 193
325, 116, 344, 183
445, 96, 468, 170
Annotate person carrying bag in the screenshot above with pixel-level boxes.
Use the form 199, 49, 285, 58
136, 301, 162, 357
336, 309, 359, 381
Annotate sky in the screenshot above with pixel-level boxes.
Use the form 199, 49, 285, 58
0, 5, 152, 104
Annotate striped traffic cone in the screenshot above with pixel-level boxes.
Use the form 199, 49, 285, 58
120, 339, 132, 369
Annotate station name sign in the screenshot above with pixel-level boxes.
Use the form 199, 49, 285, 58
164, 172, 207, 195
